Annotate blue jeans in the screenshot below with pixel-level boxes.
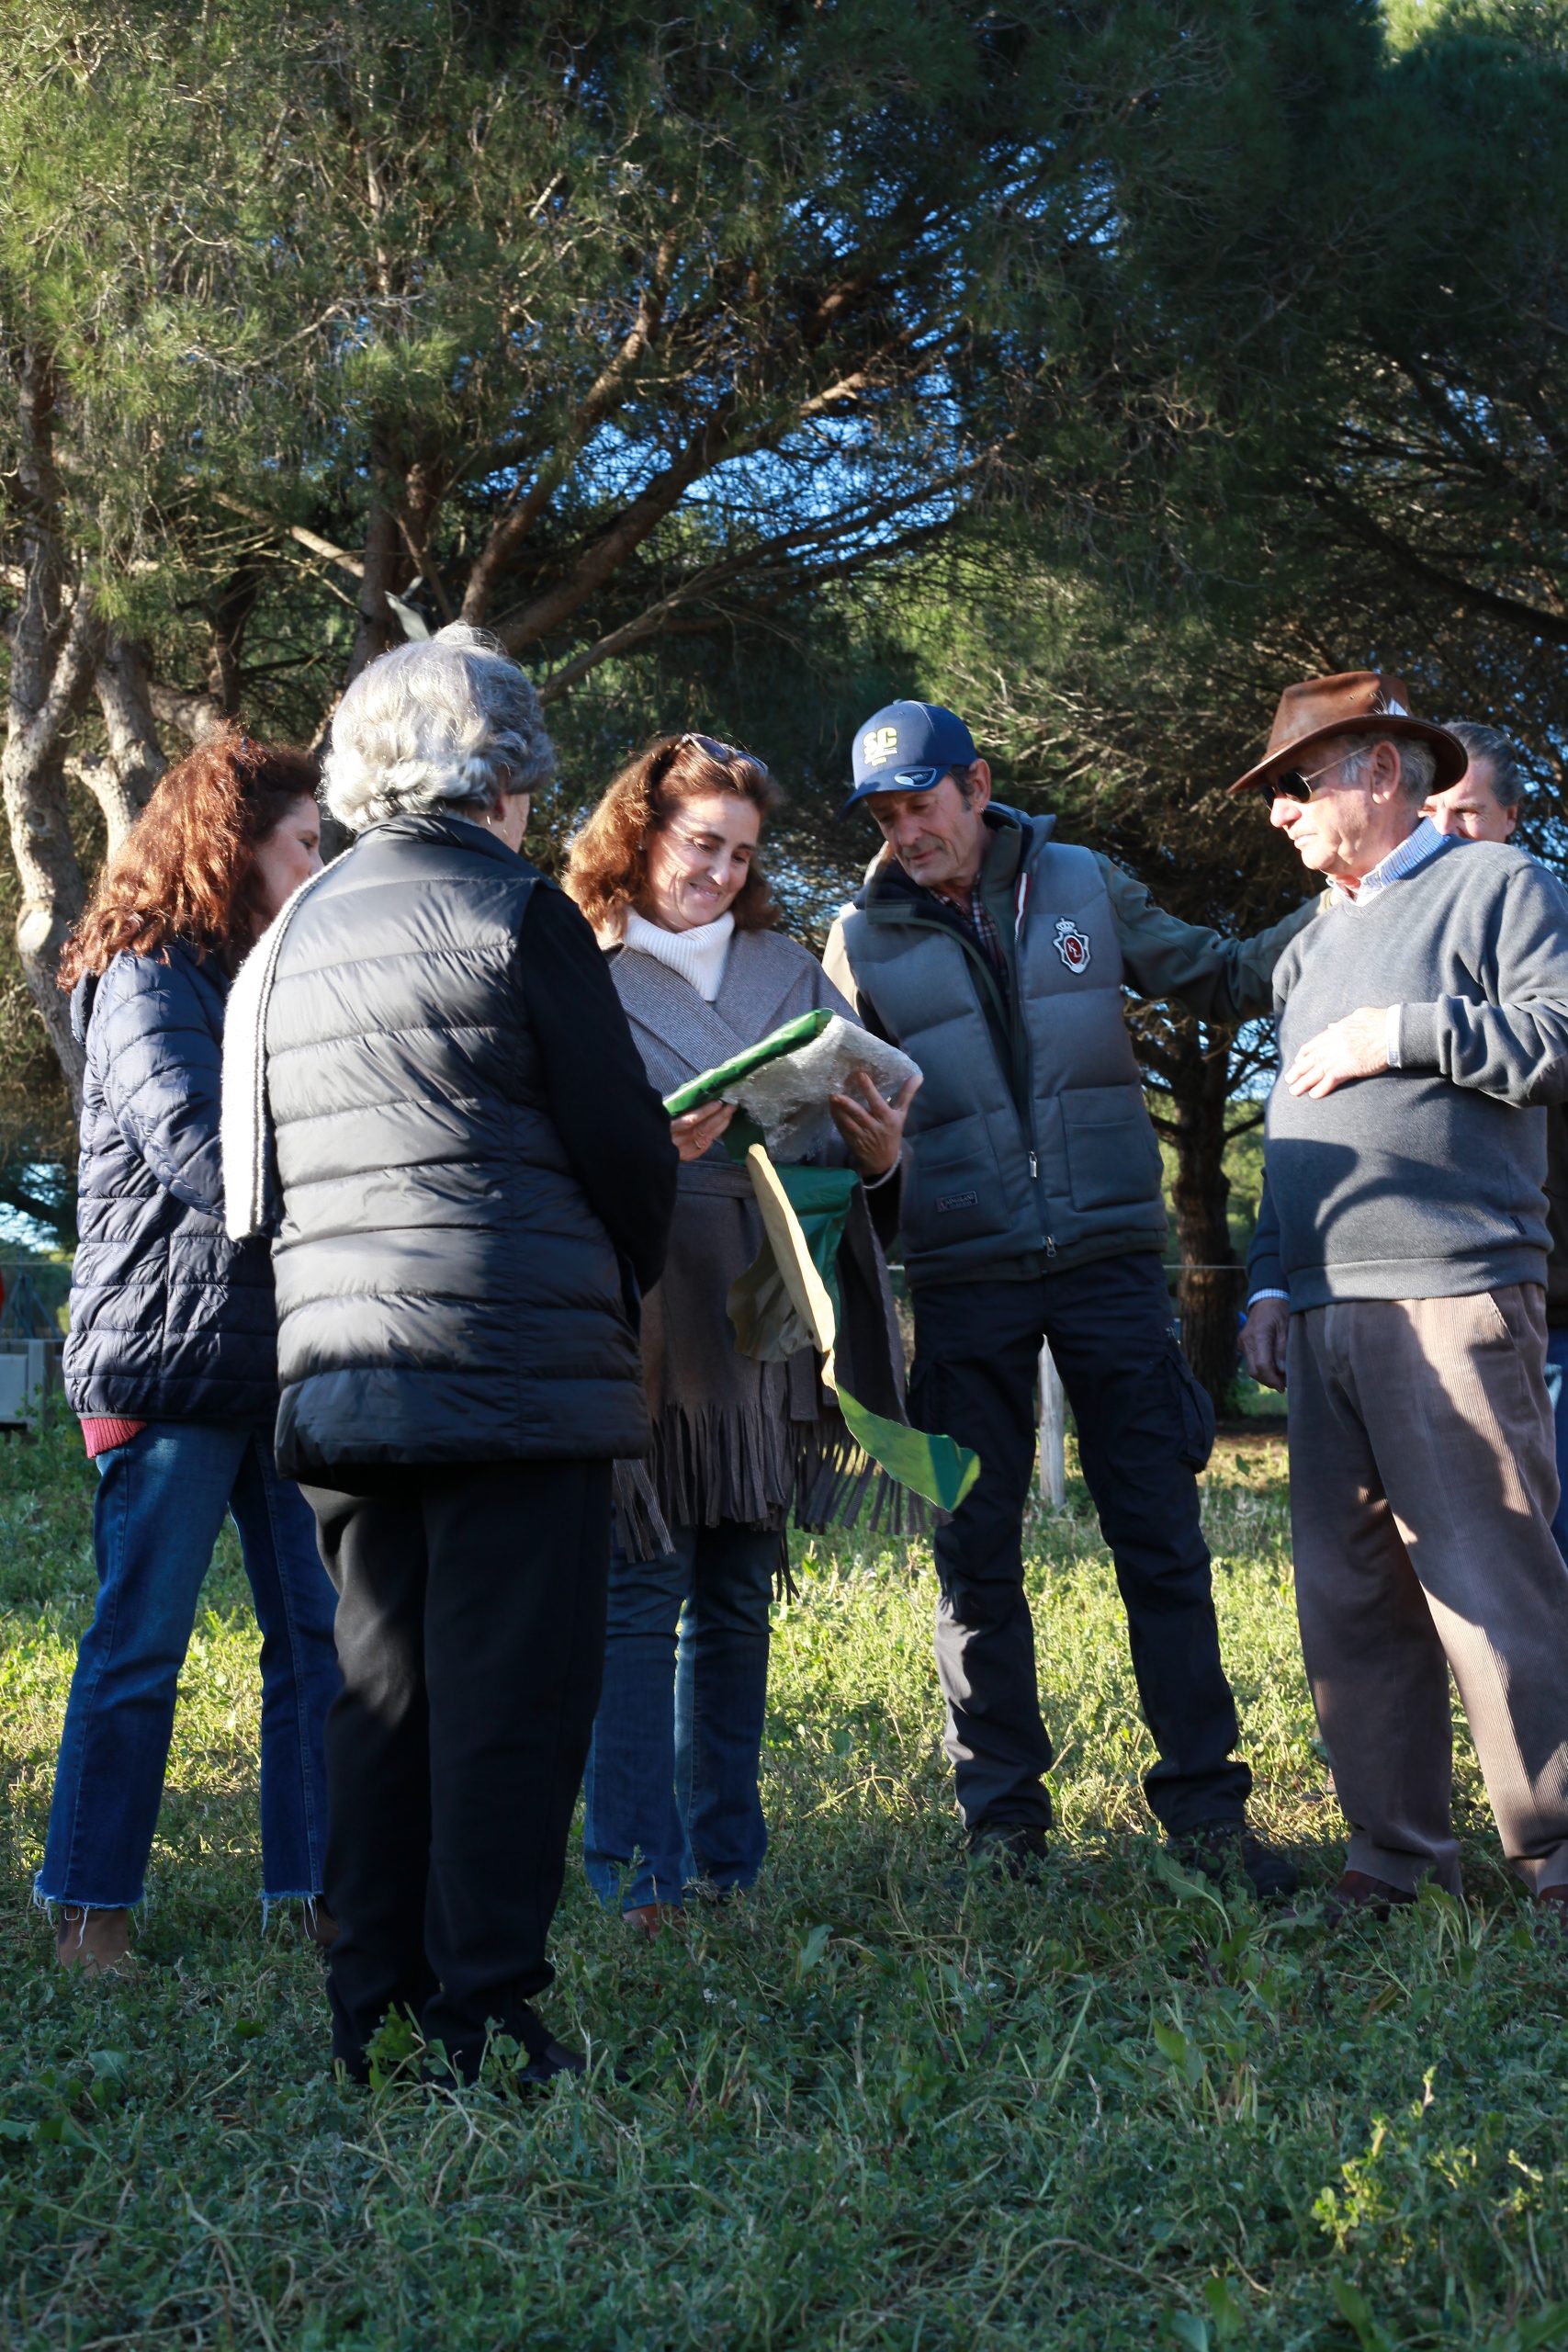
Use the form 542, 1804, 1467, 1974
582, 1521, 777, 1913
1546, 1330, 1568, 1561
37, 1422, 340, 1911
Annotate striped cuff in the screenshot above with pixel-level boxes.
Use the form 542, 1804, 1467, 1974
1384, 1004, 1404, 1069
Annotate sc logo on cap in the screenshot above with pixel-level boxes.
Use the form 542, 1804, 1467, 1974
861, 725, 900, 771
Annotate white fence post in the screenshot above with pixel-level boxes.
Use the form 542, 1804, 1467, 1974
1037, 1340, 1066, 1508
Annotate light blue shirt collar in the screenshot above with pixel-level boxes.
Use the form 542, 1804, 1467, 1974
1333, 815, 1456, 907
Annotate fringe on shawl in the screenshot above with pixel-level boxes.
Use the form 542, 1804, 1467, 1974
612, 1396, 927, 1569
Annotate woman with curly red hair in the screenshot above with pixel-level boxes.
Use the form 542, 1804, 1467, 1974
566, 732, 916, 1935
39, 730, 340, 1976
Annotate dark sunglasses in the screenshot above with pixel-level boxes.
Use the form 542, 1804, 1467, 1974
1256, 749, 1357, 808
678, 730, 744, 764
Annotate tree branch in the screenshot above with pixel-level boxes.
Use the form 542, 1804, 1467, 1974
1312, 482, 1568, 644
461, 232, 679, 626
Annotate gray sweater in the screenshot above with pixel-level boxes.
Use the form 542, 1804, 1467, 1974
1248, 842, 1568, 1309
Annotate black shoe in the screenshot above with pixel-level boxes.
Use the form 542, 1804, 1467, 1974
1322, 1869, 1417, 1926
513, 2006, 587, 2090
1170, 1822, 1299, 1905
423, 2009, 588, 2095
966, 1824, 1050, 1883
515, 2037, 586, 2089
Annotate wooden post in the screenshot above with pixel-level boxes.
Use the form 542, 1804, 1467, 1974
1037, 1340, 1066, 1508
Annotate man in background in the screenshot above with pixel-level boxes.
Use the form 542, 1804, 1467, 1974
1239, 672, 1568, 1920
1422, 719, 1522, 843
1424, 722, 1568, 1560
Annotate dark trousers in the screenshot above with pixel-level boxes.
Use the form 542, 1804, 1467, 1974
301, 1458, 612, 2082
909, 1252, 1251, 1838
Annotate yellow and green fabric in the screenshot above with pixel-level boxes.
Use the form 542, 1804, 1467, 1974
729, 1148, 979, 1516
665, 1012, 979, 1514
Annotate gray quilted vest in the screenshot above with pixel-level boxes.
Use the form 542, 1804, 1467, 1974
836, 813, 1167, 1282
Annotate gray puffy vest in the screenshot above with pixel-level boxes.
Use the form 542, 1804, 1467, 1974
837, 815, 1166, 1282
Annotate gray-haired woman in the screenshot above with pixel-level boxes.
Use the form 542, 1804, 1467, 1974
224, 622, 676, 2086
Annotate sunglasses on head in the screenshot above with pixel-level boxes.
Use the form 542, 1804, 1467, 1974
1257, 749, 1357, 808
677, 730, 744, 765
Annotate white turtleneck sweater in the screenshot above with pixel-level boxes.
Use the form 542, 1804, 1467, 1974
622, 908, 735, 1001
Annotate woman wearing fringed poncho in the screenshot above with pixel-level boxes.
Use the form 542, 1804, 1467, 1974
565, 733, 919, 1934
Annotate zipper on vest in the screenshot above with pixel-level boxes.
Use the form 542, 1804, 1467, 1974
1029, 1149, 1038, 1179
1045, 1234, 1056, 1256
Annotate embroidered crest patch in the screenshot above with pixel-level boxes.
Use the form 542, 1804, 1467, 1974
1054, 917, 1091, 973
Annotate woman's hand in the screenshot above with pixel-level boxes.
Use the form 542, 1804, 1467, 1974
671, 1101, 736, 1162
829, 1069, 920, 1181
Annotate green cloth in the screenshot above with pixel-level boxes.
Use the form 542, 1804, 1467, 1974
727, 1166, 856, 1360
729, 1148, 981, 1516
662, 1008, 833, 1117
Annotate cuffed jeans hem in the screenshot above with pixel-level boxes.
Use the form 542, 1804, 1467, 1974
33, 1873, 143, 1914
260, 1888, 327, 1929
584, 1862, 686, 1915
1345, 1832, 1462, 1897
690, 1866, 760, 1898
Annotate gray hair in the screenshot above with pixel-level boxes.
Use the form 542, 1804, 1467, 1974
322, 622, 555, 833
1445, 719, 1523, 810
1337, 729, 1438, 806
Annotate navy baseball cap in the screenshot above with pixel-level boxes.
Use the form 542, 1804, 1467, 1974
840, 700, 977, 815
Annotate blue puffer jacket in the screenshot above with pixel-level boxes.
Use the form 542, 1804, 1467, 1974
64, 944, 279, 1424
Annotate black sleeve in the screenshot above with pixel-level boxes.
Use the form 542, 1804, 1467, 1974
518, 884, 677, 1295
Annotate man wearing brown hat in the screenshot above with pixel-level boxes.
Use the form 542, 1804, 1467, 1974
1237, 673, 1568, 1920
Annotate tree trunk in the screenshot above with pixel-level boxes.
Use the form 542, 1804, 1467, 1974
1163, 1013, 1246, 1413
346, 457, 402, 685
207, 562, 265, 717
85, 634, 166, 846
1, 346, 100, 1106
147, 679, 225, 747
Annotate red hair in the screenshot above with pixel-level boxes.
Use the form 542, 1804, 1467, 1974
60, 729, 318, 987
564, 734, 781, 938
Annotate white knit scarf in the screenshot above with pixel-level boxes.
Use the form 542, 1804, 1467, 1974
220, 861, 337, 1241
622, 907, 735, 1001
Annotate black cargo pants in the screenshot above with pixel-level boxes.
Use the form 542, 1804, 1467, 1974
909, 1250, 1251, 1838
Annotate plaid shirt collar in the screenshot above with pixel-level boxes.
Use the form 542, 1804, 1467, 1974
926, 875, 1007, 978
1331, 815, 1456, 908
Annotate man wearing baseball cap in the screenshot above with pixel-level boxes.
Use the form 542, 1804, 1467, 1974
824, 698, 1313, 1893
1237, 673, 1568, 1921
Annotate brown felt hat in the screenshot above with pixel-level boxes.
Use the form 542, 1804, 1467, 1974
1227, 671, 1468, 797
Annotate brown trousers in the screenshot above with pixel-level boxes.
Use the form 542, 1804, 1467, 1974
1288, 1286, 1568, 1894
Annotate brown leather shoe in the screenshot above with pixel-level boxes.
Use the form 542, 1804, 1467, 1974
55, 1905, 134, 1975
1324, 1870, 1417, 1924
1535, 1883, 1568, 1931
623, 1902, 682, 1939
303, 1901, 339, 1951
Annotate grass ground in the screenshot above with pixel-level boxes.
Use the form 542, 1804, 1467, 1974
3, 1411, 1567, 2351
